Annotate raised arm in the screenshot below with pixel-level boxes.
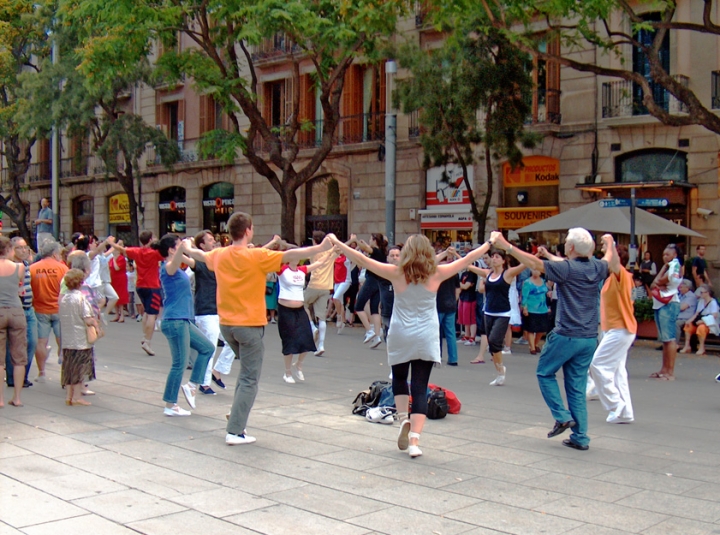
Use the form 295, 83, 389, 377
504, 263, 529, 282
468, 265, 491, 278
329, 237, 398, 280
601, 235, 619, 275
281, 234, 335, 265
165, 241, 195, 276
537, 246, 563, 262
490, 232, 544, 272
88, 237, 111, 260
436, 241, 492, 280
183, 239, 208, 263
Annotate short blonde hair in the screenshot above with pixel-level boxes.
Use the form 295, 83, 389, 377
399, 234, 437, 284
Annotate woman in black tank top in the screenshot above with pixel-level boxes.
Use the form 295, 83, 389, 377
470, 249, 527, 386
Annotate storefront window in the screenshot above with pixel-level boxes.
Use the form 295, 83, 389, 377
73, 195, 94, 236
616, 149, 687, 183
202, 182, 234, 244
158, 186, 186, 235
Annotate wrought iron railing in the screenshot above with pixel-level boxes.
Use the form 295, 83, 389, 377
602, 75, 689, 118
711, 71, 720, 109
254, 112, 386, 152
249, 33, 301, 62
525, 87, 561, 125
408, 110, 421, 138
146, 137, 217, 167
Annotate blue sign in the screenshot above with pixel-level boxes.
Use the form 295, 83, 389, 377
599, 198, 669, 208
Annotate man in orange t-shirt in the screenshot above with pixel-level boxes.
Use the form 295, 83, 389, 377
588, 243, 637, 424
184, 211, 334, 446
30, 240, 69, 382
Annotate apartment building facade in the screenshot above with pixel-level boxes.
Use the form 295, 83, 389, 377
2, 1, 717, 277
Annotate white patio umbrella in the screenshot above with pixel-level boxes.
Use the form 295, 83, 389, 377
515, 201, 704, 237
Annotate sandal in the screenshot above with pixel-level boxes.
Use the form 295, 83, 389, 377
71, 399, 92, 406
655, 374, 675, 381
679, 348, 691, 354
648, 372, 662, 379
696, 350, 707, 356
470, 358, 485, 364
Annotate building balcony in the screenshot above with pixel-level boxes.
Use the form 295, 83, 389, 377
711, 71, 720, 109
145, 137, 220, 168
249, 33, 301, 63
526, 87, 561, 125
602, 75, 689, 118
253, 112, 386, 152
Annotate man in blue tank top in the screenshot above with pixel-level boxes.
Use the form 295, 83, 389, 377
491, 229, 613, 451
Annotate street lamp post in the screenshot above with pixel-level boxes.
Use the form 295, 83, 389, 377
384, 60, 397, 246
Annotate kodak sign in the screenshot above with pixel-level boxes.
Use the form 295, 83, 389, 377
503, 156, 560, 187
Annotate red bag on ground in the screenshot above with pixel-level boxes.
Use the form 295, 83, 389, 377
428, 383, 461, 414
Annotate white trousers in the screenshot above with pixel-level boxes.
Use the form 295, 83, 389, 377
588, 328, 635, 418
194, 315, 236, 384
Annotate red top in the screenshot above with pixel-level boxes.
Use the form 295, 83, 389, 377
125, 247, 163, 289
334, 255, 347, 284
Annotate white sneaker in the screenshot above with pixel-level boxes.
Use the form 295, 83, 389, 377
514, 338, 529, 345
291, 365, 305, 381
363, 330, 376, 344
408, 445, 423, 458
369, 335, 382, 349
312, 327, 319, 343
397, 419, 411, 450
501, 347, 512, 355
716, 373, 720, 383
607, 411, 634, 424
490, 366, 506, 386
314, 345, 325, 356
463, 339, 476, 346
366, 406, 396, 424
136, 314, 142, 322
181, 383, 197, 409
283, 374, 296, 384
164, 406, 191, 417
586, 390, 599, 401
141, 340, 155, 356
270, 318, 277, 324
225, 432, 256, 445
35, 374, 47, 383
337, 322, 345, 334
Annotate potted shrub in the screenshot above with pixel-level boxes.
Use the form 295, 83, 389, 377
634, 297, 658, 339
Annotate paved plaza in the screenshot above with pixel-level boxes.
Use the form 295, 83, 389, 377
2, 322, 720, 535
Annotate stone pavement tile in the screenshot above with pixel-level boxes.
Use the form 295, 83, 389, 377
0, 474, 86, 529
14, 412, 106, 436
67, 428, 145, 446
594, 467, 704, 495
13, 435, 101, 458
681, 481, 720, 501
227, 503, 369, 535
168, 487, 276, 518
575, 448, 676, 472
616, 490, 720, 523
160, 413, 227, 432
445, 441, 552, 466
1, 422, 56, 441
441, 457, 548, 484
254, 430, 345, 457
641, 517, 720, 535
70, 409, 152, 426
129, 510, 257, 535
521, 472, 640, 503
564, 525, 634, 535
272, 420, 374, 444
0, 453, 80, 482
641, 445, 720, 466
526, 454, 618, 478
366, 461, 476, 489
540, 496, 668, 532
443, 478, 566, 509
662, 462, 720, 484
348, 504, 476, 535
445, 501, 581, 535
0, 442, 32, 459
116, 422, 206, 443
0, 521, 24, 534
21, 513, 139, 535
370, 482, 482, 516
72, 489, 187, 523
27, 471, 128, 501
265, 483, 391, 520
584, 435, 655, 454
310, 448, 399, 472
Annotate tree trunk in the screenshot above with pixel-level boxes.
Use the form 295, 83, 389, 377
280, 189, 298, 244
477, 144, 494, 241
115, 158, 140, 245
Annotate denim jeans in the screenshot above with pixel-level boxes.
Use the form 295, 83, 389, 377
536, 331, 598, 447
161, 319, 215, 405
220, 325, 265, 435
438, 311, 458, 364
6, 308, 36, 386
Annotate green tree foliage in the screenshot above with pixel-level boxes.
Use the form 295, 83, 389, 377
395, 29, 537, 239
66, 0, 406, 242
430, 0, 720, 135
0, 0, 53, 245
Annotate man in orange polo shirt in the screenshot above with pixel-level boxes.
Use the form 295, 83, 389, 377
184, 212, 333, 445
30, 240, 69, 382
587, 242, 636, 424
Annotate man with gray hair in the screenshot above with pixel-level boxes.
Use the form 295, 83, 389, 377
491, 228, 612, 451
676, 279, 697, 345
29, 240, 68, 382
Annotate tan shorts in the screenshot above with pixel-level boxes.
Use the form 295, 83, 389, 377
304, 288, 331, 321
0, 307, 28, 367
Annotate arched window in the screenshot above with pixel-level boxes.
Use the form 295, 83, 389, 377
615, 149, 687, 183
72, 195, 94, 236
202, 182, 234, 242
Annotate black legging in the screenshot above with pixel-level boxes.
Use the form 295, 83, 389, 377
391, 359, 434, 416
485, 314, 510, 354
355, 276, 380, 315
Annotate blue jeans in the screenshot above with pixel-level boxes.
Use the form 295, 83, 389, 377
438, 311, 458, 364
536, 331, 598, 447
6, 308, 37, 385
161, 319, 215, 405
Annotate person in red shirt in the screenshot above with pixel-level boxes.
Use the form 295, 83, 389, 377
110, 231, 163, 356
30, 240, 69, 382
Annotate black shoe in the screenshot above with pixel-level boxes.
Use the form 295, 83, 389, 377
562, 438, 589, 451
212, 375, 226, 389
655, 345, 663, 351
23, 380, 33, 388
447, 362, 458, 366
547, 420, 575, 438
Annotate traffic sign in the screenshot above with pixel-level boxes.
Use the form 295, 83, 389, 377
599, 198, 669, 208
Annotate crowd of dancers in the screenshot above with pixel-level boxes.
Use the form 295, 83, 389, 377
2, 213, 717, 457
